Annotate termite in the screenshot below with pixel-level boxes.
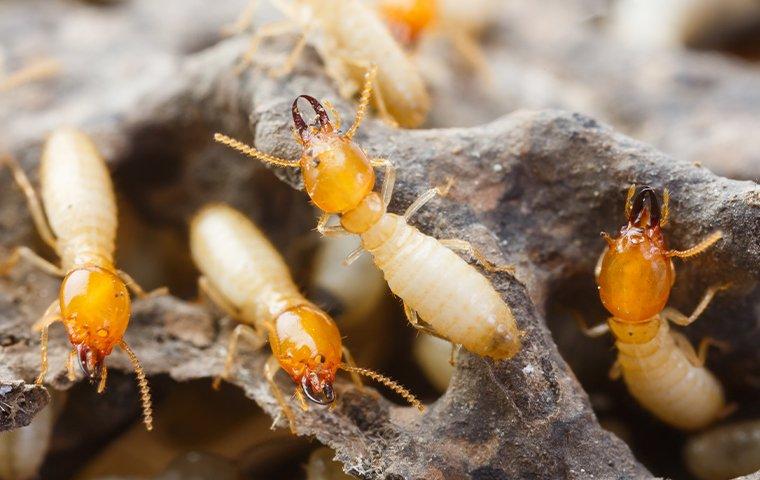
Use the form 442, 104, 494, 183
580, 185, 729, 430
0, 128, 157, 431
213, 68, 523, 360
684, 419, 760, 480
190, 203, 423, 433
228, 0, 430, 128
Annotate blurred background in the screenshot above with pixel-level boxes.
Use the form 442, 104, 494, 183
0, 0, 759, 479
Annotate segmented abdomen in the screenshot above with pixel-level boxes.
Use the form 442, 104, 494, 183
361, 214, 521, 359
190, 205, 304, 326
40, 128, 116, 271
617, 319, 725, 430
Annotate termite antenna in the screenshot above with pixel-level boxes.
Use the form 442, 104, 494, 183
340, 364, 425, 412
213, 133, 301, 168
119, 340, 154, 431
292, 95, 332, 138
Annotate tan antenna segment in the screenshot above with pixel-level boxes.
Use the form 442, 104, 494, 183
214, 133, 300, 168
340, 364, 425, 412
119, 340, 154, 431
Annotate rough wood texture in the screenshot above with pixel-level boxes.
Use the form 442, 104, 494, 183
1, 1, 758, 479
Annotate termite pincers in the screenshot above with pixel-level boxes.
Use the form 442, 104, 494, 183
1, 128, 160, 430
226, 0, 430, 127
191, 204, 423, 433
214, 67, 523, 361
580, 185, 730, 430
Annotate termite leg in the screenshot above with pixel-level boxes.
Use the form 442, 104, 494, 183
667, 231, 722, 258
97, 365, 108, 394
623, 184, 636, 219
340, 57, 397, 128
342, 246, 364, 267
1, 155, 57, 250
0, 58, 61, 93
341, 346, 364, 389
116, 269, 167, 299
673, 333, 730, 367
213, 324, 266, 390
608, 360, 622, 380
661, 284, 728, 327
317, 212, 349, 237
221, 0, 259, 36
67, 348, 77, 382
235, 19, 299, 73
371, 158, 396, 209
439, 239, 515, 274
449, 343, 461, 367
403, 302, 446, 340
294, 387, 309, 411
449, 28, 491, 82
264, 355, 298, 433
0, 246, 64, 277
33, 301, 61, 385
198, 276, 240, 319
344, 65, 377, 140
322, 100, 342, 131
594, 247, 608, 280
573, 312, 610, 338
269, 32, 309, 78
403, 178, 453, 221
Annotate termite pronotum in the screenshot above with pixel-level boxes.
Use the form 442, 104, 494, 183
684, 419, 760, 480
580, 185, 729, 430
213, 68, 523, 360
227, 0, 430, 128
190, 204, 423, 433
0, 128, 159, 431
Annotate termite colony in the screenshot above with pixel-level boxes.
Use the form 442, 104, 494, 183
1, 1, 758, 479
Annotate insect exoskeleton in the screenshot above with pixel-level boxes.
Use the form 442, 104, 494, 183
684, 419, 760, 480
0, 127, 159, 431
229, 0, 430, 127
580, 185, 729, 430
189, 203, 423, 433
214, 67, 523, 361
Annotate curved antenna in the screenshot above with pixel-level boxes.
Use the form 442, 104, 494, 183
340, 364, 424, 412
119, 340, 154, 431
213, 133, 300, 168
629, 186, 661, 227
291, 95, 331, 139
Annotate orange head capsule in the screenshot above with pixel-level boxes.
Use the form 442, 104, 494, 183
292, 95, 376, 214
270, 304, 343, 404
597, 186, 674, 323
60, 265, 130, 380
379, 0, 438, 45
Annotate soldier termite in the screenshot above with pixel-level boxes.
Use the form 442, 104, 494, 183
214, 67, 523, 360
684, 419, 760, 480
0, 128, 159, 431
226, 0, 430, 128
579, 185, 730, 430
190, 203, 423, 433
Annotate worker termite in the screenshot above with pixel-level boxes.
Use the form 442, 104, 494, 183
227, 0, 430, 128
214, 68, 523, 360
684, 419, 760, 480
580, 185, 729, 430
190, 203, 423, 433
0, 128, 159, 431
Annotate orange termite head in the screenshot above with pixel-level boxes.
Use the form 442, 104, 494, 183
597, 186, 674, 323
291, 95, 376, 214
379, 0, 438, 45
60, 266, 131, 379
270, 305, 343, 405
